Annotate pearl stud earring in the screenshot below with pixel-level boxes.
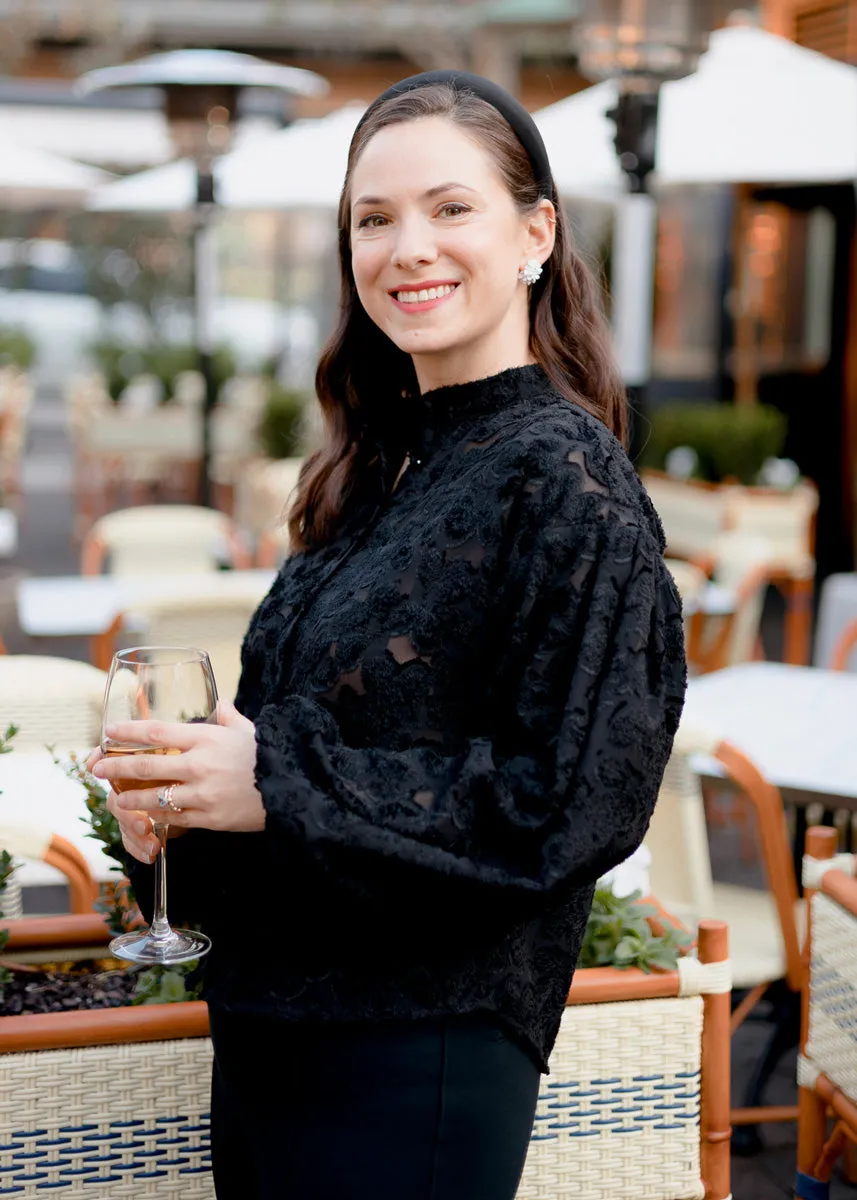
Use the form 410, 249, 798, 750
518, 259, 543, 286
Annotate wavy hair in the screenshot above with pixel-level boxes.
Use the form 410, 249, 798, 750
288, 83, 626, 550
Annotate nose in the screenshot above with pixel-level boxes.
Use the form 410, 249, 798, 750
391, 214, 438, 272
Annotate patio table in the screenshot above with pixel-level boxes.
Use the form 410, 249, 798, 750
683, 661, 857, 812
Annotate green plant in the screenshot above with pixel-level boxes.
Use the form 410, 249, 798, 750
0, 328, 36, 370
257, 384, 307, 459
577, 886, 693, 974
642, 402, 788, 485
88, 339, 237, 403
0, 724, 19, 992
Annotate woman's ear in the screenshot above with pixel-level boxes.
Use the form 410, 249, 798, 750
525, 198, 556, 267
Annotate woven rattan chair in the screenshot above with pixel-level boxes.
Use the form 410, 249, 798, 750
0, 656, 107, 753
518, 921, 731, 1200
723, 481, 818, 665
796, 827, 857, 1199
646, 726, 804, 1139
0, 826, 98, 914
233, 457, 303, 567
687, 531, 771, 674
81, 504, 251, 577
119, 590, 266, 703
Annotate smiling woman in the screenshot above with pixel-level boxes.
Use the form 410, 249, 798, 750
107, 69, 686, 1200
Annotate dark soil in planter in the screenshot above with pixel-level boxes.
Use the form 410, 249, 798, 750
0, 962, 138, 1015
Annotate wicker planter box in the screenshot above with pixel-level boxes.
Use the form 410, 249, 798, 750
0, 915, 213, 1199
0, 917, 730, 1200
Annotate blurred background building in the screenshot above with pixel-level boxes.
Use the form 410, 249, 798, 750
1, 0, 857, 583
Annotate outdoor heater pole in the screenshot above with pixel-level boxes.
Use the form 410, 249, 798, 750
607, 90, 660, 462
194, 165, 218, 507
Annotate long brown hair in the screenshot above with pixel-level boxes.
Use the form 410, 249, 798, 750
288, 83, 626, 550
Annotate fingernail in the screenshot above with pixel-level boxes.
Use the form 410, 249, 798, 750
134, 820, 147, 836
92, 763, 105, 777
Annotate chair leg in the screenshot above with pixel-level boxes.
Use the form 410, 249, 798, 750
732, 983, 801, 1155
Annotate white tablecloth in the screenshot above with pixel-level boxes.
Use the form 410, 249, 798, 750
0, 752, 116, 889
16, 569, 276, 638
683, 662, 857, 804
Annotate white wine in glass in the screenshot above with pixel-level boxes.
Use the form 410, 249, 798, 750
101, 645, 217, 965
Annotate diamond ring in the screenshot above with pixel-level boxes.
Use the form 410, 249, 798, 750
156, 784, 183, 814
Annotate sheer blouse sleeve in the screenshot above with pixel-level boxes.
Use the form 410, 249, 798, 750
253, 472, 687, 903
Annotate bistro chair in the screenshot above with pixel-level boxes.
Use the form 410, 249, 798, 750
116, 590, 267, 703
687, 530, 771, 674
0, 656, 107, 753
796, 826, 857, 1199
646, 726, 804, 1140
0, 825, 98, 915
233, 457, 303, 567
81, 504, 251, 577
829, 618, 857, 672
518, 921, 732, 1200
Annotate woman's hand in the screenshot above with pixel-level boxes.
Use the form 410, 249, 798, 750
89, 700, 265, 835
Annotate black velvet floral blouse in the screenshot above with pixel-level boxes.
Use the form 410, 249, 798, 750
128, 364, 686, 1071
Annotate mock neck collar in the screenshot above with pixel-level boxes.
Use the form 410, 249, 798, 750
405, 363, 550, 459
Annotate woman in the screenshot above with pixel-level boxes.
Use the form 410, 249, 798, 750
90, 70, 686, 1200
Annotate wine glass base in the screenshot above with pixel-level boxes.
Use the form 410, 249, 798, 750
110, 928, 211, 965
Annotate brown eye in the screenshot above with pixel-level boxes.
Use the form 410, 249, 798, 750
357, 213, 389, 229
438, 203, 471, 218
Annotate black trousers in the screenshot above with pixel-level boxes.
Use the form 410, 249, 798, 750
208, 1008, 541, 1200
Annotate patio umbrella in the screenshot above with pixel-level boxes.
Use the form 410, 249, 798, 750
87, 104, 366, 213
534, 24, 857, 193
0, 140, 112, 208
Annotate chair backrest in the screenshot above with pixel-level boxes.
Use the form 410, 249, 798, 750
830, 618, 857, 672
128, 592, 263, 703
647, 724, 803, 992
82, 505, 247, 576
0, 827, 98, 914
641, 470, 729, 561
0, 656, 107, 752
688, 531, 771, 672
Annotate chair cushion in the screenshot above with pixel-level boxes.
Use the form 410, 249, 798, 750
712, 883, 804, 990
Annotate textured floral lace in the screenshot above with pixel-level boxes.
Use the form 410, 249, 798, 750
128, 364, 686, 1071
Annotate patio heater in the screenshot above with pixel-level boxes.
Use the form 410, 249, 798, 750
77, 50, 328, 505
575, 1, 733, 456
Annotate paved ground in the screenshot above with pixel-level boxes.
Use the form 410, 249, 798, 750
2, 382, 856, 1198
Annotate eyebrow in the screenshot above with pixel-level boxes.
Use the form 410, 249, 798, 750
352, 182, 479, 208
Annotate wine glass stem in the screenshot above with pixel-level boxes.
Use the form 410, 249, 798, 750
150, 822, 172, 940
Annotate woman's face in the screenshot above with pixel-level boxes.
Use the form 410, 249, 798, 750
349, 115, 553, 392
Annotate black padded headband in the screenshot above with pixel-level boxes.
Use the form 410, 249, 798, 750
354, 69, 556, 201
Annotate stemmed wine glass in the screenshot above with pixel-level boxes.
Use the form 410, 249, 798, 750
101, 645, 217, 965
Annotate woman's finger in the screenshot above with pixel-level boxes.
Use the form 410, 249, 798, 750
111, 785, 199, 825
102, 719, 215, 751
93, 751, 194, 787
85, 747, 103, 774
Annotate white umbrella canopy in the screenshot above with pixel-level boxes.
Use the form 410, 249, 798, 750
535, 25, 857, 193
0, 140, 112, 207
87, 104, 365, 213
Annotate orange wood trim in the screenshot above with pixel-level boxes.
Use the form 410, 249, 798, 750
816, 1072, 857, 1136
255, 531, 282, 569
0, 634, 6, 655
91, 613, 123, 672
716, 741, 803, 992
44, 835, 99, 914
797, 826, 837, 1179
80, 533, 106, 577
0, 1001, 210, 1053
566, 966, 680, 1005
731, 1104, 799, 1125
820, 869, 857, 916
225, 526, 252, 570
782, 576, 814, 666
831, 619, 857, 672
1, 913, 111, 950
698, 921, 732, 1200
730, 982, 769, 1034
